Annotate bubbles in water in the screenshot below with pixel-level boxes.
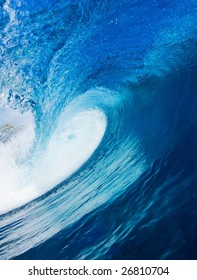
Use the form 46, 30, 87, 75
0, 107, 106, 214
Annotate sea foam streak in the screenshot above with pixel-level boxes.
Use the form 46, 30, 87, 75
0, 107, 106, 214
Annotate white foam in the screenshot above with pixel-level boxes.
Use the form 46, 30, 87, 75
0, 107, 36, 213
3, 0, 17, 25
0, 107, 106, 214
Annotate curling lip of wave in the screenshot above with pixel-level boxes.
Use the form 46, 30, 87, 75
0, 0, 197, 261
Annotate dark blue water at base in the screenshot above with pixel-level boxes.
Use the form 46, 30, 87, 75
0, 0, 197, 260
15, 138, 197, 260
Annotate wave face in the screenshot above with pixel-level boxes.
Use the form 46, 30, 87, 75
0, 0, 197, 260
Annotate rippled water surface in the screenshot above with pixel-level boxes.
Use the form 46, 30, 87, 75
0, 0, 197, 259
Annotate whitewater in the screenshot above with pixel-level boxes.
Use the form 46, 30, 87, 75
0, 0, 197, 260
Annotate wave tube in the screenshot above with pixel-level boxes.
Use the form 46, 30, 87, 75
0, 0, 197, 260
0, 105, 106, 214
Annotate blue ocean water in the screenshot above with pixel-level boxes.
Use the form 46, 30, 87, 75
0, 0, 197, 260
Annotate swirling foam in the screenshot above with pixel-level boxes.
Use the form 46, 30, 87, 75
0, 107, 106, 214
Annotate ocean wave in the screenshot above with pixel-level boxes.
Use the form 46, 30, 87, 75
0, 0, 197, 260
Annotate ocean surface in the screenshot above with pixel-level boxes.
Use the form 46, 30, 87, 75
0, 0, 197, 260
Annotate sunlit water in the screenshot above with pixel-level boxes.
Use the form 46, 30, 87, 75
0, 0, 197, 260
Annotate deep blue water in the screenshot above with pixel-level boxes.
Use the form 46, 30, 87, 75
0, 0, 197, 260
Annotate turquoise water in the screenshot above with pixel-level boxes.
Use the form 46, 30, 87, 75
0, 0, 197, 259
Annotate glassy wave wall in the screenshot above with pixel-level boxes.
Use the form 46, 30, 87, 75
0, 0, 197, 259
